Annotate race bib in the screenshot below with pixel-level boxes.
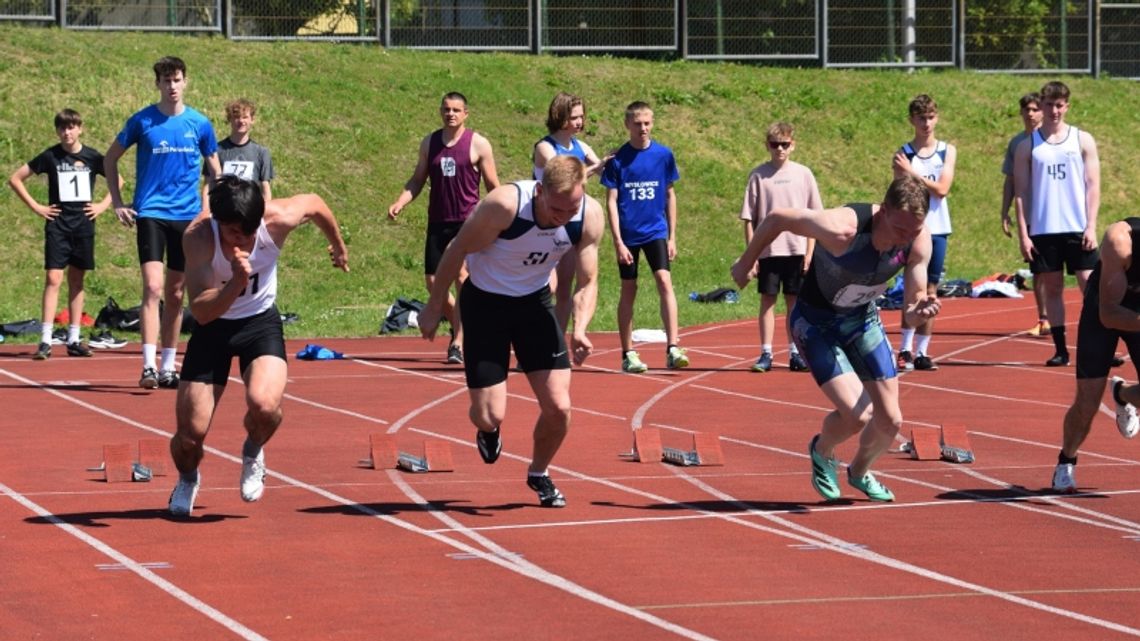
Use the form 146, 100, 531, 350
57, 169, 91, 203
831, 282, 889, 308
440, 157, 456, 177
223, 160, 255, 180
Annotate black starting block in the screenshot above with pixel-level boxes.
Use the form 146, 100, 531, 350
905, 424, 974, 464
623, 428, 724, 466
364, 433, 454, 473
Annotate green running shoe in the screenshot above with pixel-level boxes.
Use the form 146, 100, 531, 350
847, 468, 895, 502
808, 434, 841, 500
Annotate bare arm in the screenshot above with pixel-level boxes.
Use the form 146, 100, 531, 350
104, 140, 135, 227
1081, 132, 1101, 251
901, 228, 940, 325
387, 135, 431, 219
1012, 137, 1035, 260
1000, 173, 1014, 238
533, 140, 556, 174
183, 215, 247, 325
892, 145, 956, 198
473, 133, 500, 192
576, 140, 607, 178
731, 206, 858, 288
1098, 222, 1140, 332
264, 193, 349, 271
568, 196, 604, 364
8, 165, 58, 220
665, 184, 677, 260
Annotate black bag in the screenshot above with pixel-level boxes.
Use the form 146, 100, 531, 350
94, 297, 140, 332
379, 298, 425, 334
0, 319, 39, 336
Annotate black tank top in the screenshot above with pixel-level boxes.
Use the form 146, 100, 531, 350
1088, 217, 1140, 312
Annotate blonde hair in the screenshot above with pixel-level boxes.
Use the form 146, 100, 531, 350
541, 155, 586, 194
766, 122, 794, 141
884, 175, 929, 219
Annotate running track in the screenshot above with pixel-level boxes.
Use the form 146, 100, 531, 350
3, 290, 1140, 640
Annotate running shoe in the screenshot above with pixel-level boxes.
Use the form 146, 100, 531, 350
666, 345, 690, 369
526, 474, 566, 508
622, 351, 648, 373
168, 476, 201, 516
66, 341, 92, 357
789, 352, 810, 372
475, 426, 502, 464
913, 353, 937, 371
33, 342, 51, 360
751, 352, 773, 373
140, 367, 159, 389
1027, 320, 1051, 337
1045, 353, 1070, 367
808, 434, 841, 500
447, 344, 463, 364
50, 327, 67, 346
157, 369, 180, 389
1111, 376, 1139, 439
1052, 463, 1076, 493
896, 350, 915, 372
240, 449, 267, 502
847, 468, 895, 502
89, 331, 128, 349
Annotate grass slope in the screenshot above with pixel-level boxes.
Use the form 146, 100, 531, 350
1, 26, 1137, 339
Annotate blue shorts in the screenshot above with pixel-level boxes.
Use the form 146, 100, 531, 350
927, 234, 949, 286
790, 301, 897, 385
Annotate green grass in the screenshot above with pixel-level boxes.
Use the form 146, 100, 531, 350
2, 26, 1138, 340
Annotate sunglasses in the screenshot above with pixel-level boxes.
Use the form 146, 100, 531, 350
767, 140, 792, 150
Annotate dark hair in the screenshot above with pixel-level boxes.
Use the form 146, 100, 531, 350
153, 56, 187, 81
624, 101, 652, 121
54, 108, 82, 130
545, 92, 584, 134
209, 175, 264, 235
1040, 81, 1070, 102
1018, 92, 1040, 110
441, 92, 468, 108
908, 94, 937, 117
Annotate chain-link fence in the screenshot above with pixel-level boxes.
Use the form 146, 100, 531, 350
684, 0, 817, 60
5, 1, 1139, 77
1102, 2, 1140, 78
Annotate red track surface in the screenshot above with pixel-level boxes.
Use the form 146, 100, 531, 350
3, 291, 1140, 640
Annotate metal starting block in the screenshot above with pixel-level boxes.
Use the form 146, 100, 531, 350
625, 428, 724, 466
906, 424, 974, 464
88, 441, 161, 482
365, 433, 454, 473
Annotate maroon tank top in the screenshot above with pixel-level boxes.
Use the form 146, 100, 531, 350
427, 128, 481, 224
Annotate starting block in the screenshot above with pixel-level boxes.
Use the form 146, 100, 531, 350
906, 424, 974, 464
624, 428, 724, 466
365, 433, 454, 473
88, 440, 165, 482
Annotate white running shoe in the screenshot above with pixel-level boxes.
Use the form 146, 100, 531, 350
1111, 376, 1139, 439
240, 449, 267, 502
1052, 463, 1076, 493
168, 476, 200, 515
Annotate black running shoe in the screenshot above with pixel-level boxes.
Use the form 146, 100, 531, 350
913, 354, 937, 370
789, 352, 810, 372
447, 344, 463, 364
66, 341, 92, 357
140, 367, 159, 389
157, 369, 180, 389
33, 342, 51, 360
1046, 353, 1070, 367
526, 474, 566, 508
475, 427, 501, 464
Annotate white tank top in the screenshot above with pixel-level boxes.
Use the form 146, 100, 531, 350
466, 181, 584, 297
210, 218, 280, 319
1029, 126, 1087, 235
901, 141, 951, 235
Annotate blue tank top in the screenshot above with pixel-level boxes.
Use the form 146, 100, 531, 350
798, 204, 913, 314
533, 135, 586, 180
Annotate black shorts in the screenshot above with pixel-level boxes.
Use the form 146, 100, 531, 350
756, 255, 804, 296
618, 238, 670, 280
44, 226, 95, 271
137, 217, 191, 271
180, 305, 286, 387
1076, 289, 1140, 380
459, 283, 570, 388
424, 222, 464, 275
1029, 233, 1099, 275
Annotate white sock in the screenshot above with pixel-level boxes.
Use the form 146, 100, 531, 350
41, 322, 53, 344
915, 334, 932, 356
761, 344, 773, 355
68, 324, 81, 344
788, 343, 800, 355
160, 348, 178, 372
142, 344, 157, 369
900, 328, 916, 352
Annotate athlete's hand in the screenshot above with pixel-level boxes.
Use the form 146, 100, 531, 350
615, 243, 633, 266
1000, 213, 1012, 238
230, 247, 252, 287
730, 257, 755, 289
571, 332, 593, 366
906, 295, 941, 324
329, 243, 350, 272
418, 306, 442, 341
114, 205, 137, 228
667, 239, 677, 261
33, 203, 60, 221
1018, 235, 1037, 262
387, 203, 402, 221
1082, 227, 1099, 252
85, 202, 109, 219
892, 152, 912, 179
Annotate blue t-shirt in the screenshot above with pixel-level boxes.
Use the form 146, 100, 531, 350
116, 104, 217, 221
601, 141, 679, 247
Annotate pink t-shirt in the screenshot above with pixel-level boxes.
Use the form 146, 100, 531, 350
738, 160, 822, 258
